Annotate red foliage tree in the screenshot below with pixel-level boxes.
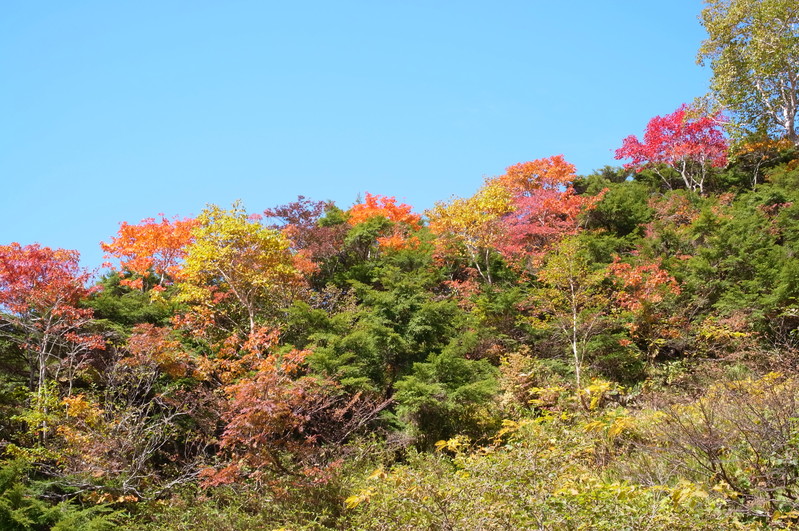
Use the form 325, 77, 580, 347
615, 104, 728, 194
494, 156, 604, 272
264, 196, 348, 274
0, 243, 102, 394
201, 343, 391, 487
0, 243, 103, 450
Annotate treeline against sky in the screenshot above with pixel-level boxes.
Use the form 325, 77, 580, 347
2, 0, 799, 527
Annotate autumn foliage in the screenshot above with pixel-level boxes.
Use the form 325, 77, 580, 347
496, 156, 605, 271
101, 215, 197, 290
428, 180, 512, 283
0, 243, 94, 320
347, 193, 421, 227
6, 116, 799, 530
264, 196, 347, 267
347, 193, 422, 250
615, 104, 728, 194
11, 5, 799, 526
429, 155, 603, 279
497, 154, 577, 192
0, 243, 102, 395
178, 203, 303, 338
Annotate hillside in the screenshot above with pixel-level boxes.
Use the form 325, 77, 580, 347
2, 1, 799, 528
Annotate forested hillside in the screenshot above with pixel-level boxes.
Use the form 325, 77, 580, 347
2, 1, 799, 529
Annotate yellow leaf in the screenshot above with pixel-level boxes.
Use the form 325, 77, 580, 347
367, 467, 387, 481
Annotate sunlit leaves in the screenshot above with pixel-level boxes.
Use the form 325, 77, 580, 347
101, 215, 197, 290
498, 189, 604, 273
178, 202, 302, 337
497, 154, 577, 192
615, 104, 728, 193
347, 193, 422, 251
428, 175, 512, 284
0, 243, 102, 393
428, 181, 512, 263
429, 156, 602, 282
699, 0, 799, 143
0, 243, 93, 321
348, 193, 421, 228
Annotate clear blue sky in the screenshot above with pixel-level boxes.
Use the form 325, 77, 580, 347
1, 1, 710, 270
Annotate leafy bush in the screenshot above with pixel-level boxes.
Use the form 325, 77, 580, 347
632, 373, 799, 522
0, 460, 123, 530
346, 418, 746, 530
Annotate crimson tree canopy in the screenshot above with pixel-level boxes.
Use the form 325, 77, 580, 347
615, 104, 728, 194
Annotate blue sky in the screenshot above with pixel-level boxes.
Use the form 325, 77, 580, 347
1, 1, 710, 270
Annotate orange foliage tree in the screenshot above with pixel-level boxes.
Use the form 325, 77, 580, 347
201, 348, 330, 484
101, 215, 197, 291
347, 193, 422, 250
608, 257, 683, 362
200, 335, 390, 487
497, 154, 577, 192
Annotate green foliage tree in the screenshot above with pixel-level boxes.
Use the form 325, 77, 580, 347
86, 272, 179, 331
677, 187, 799, 323
579, 175, 655, 262
699, 0, 799, 144
289, 260, 465, 395
394, 333, 499, 446
0, 460, 123, 530
532, 238, 609, 403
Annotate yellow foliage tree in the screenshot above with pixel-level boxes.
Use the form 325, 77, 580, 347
178, 202, 302, 339
427, 181, 512, 284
